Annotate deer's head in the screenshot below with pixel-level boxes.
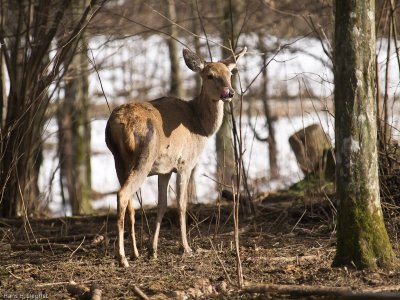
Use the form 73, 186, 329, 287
183, 47, 247, 102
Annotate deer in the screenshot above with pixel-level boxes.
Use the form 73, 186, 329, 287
105, 46, 247, 267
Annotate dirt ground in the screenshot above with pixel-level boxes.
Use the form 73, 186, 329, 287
1, 194, 400, 299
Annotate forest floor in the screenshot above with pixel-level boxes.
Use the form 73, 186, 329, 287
1, 192, 400, 299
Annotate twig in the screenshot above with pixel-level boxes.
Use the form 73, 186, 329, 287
187, 210, 207, 238
104, 206, 110, 257
136, 189, 152, 246
27, 233, 112, 244
257, 255, 319, 263
36, 281, 93, 287
232, 181, 243, 288
247, 120, 268, 142
203, 174, 232, 188
290, 208, 307, 233
145, 2, 231, 57
383, 8, 392, 147
195, 0, 213, 61
70, 236, 86, 257
208, 238, 233, 286
389, 0, 400, 73
242, 36, 306, 94
11, 243, 74, 251
306, 15, 333, 63
132, 285, 149, 300
88, 47, 110, 114
102, 8, 189, 49
8, 270, 22, 280
47, 239, 55, 256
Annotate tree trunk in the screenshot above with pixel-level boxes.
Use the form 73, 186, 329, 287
333, 0, 395, 269
58, 0, 92, 215
0, 110, 43, 217
165, 0, 183, 99
216, 104, 236, 188
0, 46, 4, 130
191, 0, 202, 95
258, 35, 279, 179
165, 0, 194, 202
186, 0, 203, 203
74, 39, 92, 215
216, 0, 244, 189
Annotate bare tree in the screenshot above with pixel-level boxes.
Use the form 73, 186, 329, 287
165, 0, 183, 99
58, 0, 93, 215
257, 34, 279, 179
0, 0, 103, 217
0, 40, 5, 133
333, 0, 395, 269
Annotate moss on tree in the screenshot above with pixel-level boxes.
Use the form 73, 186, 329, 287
333, 0, 395, 269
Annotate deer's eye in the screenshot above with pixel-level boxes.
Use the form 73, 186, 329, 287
207, 74, 214, 80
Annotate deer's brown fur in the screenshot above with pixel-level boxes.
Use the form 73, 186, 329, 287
105, 47, 246, 267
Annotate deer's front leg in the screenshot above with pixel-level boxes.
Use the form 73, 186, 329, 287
176, 170, 192, 254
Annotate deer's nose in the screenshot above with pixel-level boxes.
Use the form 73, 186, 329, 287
221, 87, 234, 101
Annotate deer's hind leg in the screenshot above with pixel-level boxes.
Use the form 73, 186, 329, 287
116, 186, 130, 268
115, 154, 155, 267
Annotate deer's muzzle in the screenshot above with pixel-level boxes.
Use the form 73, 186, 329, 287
220, 88, 235, 102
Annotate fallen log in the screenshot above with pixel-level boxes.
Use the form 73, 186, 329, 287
90, 284, 102, 300
243, 283, 353, 296
67, 281, 102, 300
11, 242, 88, 253
242, 283, 400, 299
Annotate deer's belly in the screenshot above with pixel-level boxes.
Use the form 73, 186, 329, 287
150, 147, 202, 175
150, 155, 180, 174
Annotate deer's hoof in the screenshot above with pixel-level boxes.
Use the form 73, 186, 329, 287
119, 256, 129, 268
183, 247, 193, 257
130, 251, 140, 261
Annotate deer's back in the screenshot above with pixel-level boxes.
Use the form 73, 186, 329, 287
106, 98, 208, 174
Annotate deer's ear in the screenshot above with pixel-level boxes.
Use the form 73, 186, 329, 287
221, 46, 247, 71
183, 48, 205, 72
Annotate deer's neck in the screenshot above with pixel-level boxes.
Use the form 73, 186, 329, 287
192, 88, 224, 137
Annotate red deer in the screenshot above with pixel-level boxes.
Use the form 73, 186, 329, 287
105, 47, 247, 267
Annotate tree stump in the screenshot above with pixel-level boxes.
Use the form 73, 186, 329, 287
289, 124, 333, 178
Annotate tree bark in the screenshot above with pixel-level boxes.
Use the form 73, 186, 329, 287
165, 0, 183, 99
333, 0, 395, 269
186, 1, 203, 203
191, 0, 202, 95
216, 0, 244, 189
74, 38, 92, 214
58, 0, 92, 215
258, 35, 279, 179
0, 45, 4, 130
